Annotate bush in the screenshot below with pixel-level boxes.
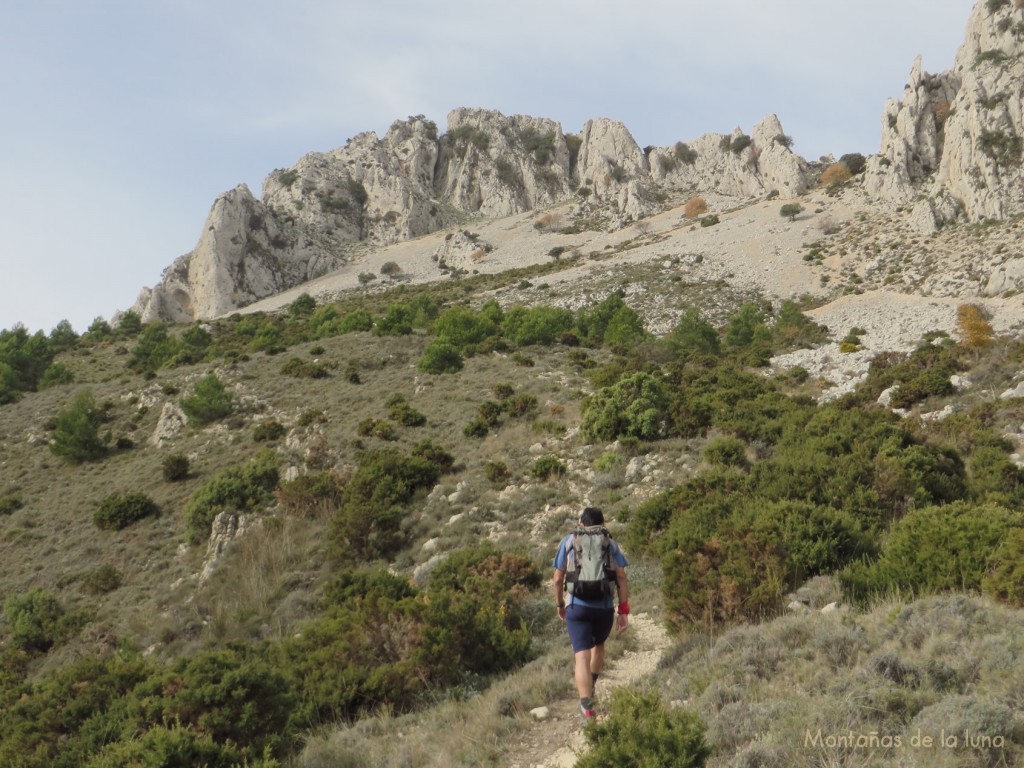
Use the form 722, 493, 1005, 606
668, 308, 721, 357
983, 527, 1024, 606
49, 388, 109, 464
356, 418, 397, 440
699, 214, 720, 227
82, 564, 123, 595
503, 305, 574, 346
839, 152, 867, 175
162, 453, 190, 482
582, 372, 671, 442
288, 292, 316, 317
380, 261, 402, 278
254, 419, 287, 442
957, 303, 994, 349
375, 304, 413, 336
577, 688, 710, 768
0, 494, 23, 515
779, 203, 804, 221
674, 141, 698, 164
703, 436, 749, 469
684, 196, 709, 218
530, 455, 566, 480
280, 357, 330, 379
385, 394, 427, 426
418, 339, 463, 374
328, 448, 442, 561
94, 492, 160, 531
820, 163, 852, 188
180, 373, 233, 427
463, 418, 489, 438
184, 451, 279, 545
840, 501, 1022, 604
484, 460, 510, 484
433, 306, 497, 347
275, 471, 344, 518
4, 588, 79, 653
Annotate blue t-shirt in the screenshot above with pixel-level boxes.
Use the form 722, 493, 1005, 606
553, 531, 628, 609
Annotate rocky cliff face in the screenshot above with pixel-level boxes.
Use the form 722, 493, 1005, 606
132, 106, 808, 323
866, 0, 1024, 225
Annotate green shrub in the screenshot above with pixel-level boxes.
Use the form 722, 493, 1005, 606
180, 373, 234, 427
38, 362, 74, 389
503, 393, 539, 418
464, 418, 489, 438
4, 588, 82, 653
668, 308, 720, 356
0, 494, 23, 515
839, 152, 867, 175
130, 648, 295, 759
577, 688, 710, 768
162, 453, 190, 482
374, 304, 414, 336
418, 339, 463, 374
94, 492, 160, 531
328, 448, 442, 561
780, 203, 804, 221
433, 305, 498, 347
254, 419, 287, 442
385, 394, 427, 426
289, 292, 317, 318
128, 322, 180, 373
674, 141, 698, 164
356, 418, 397, 440
275, 471, 344, 518
83, 723, 262, 768
280, 357, 329, 379
699, 214, 720, 227
484, 460, 510, 484
503, 305, 574, 346
49, 388, 109, 464
840, 501, 1022, 604
582, 371, 671, 442
81, 564, 123, 595
530, 455, 566, 480
983, 527, 1024, 606
184, 451, 279, 545
703, 436, 749, 469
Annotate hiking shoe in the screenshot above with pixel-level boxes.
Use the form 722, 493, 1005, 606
580, 703, 596, 720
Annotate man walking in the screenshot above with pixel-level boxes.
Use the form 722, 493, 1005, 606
552, 507, 630, 720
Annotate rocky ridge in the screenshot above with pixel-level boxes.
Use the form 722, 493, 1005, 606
133, 109, 809, 323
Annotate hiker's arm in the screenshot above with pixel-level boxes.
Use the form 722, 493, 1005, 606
553, 568, 567, 620
615, 565, 629, 632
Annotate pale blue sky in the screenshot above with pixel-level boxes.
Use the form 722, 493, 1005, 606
1, 0, 969, 334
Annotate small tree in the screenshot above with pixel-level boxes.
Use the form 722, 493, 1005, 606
380, 261, 403, 278
50, 389, 108, 464
180, 373, 234, 427
957, 303, 994, 349
780, 203, 804, 222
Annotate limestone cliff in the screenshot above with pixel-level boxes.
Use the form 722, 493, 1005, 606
131, 107, 806, 323
866, 0, 1024, 224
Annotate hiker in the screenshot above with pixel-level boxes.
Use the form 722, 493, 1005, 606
552, 506, 629, 720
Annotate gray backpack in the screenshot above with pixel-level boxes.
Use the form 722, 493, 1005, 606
565, 525, 615, 601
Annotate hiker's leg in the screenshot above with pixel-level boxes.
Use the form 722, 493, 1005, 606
590, 642, 605, 676
574, 648, 594, 698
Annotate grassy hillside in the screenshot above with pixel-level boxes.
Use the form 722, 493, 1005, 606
4, 250, 1024, 766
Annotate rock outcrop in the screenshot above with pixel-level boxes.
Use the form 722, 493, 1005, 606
130, 105, 805, 324
866, 0, 1024, 223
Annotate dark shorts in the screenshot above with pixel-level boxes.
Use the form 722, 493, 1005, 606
565, 603, 614, 653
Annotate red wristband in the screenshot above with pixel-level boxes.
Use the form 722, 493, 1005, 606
618, 601, 630, 615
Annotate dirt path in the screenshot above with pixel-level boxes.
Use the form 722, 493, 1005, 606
506, 612, 672, 768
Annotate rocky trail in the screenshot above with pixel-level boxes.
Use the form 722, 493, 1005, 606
506, 612, 672, 768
